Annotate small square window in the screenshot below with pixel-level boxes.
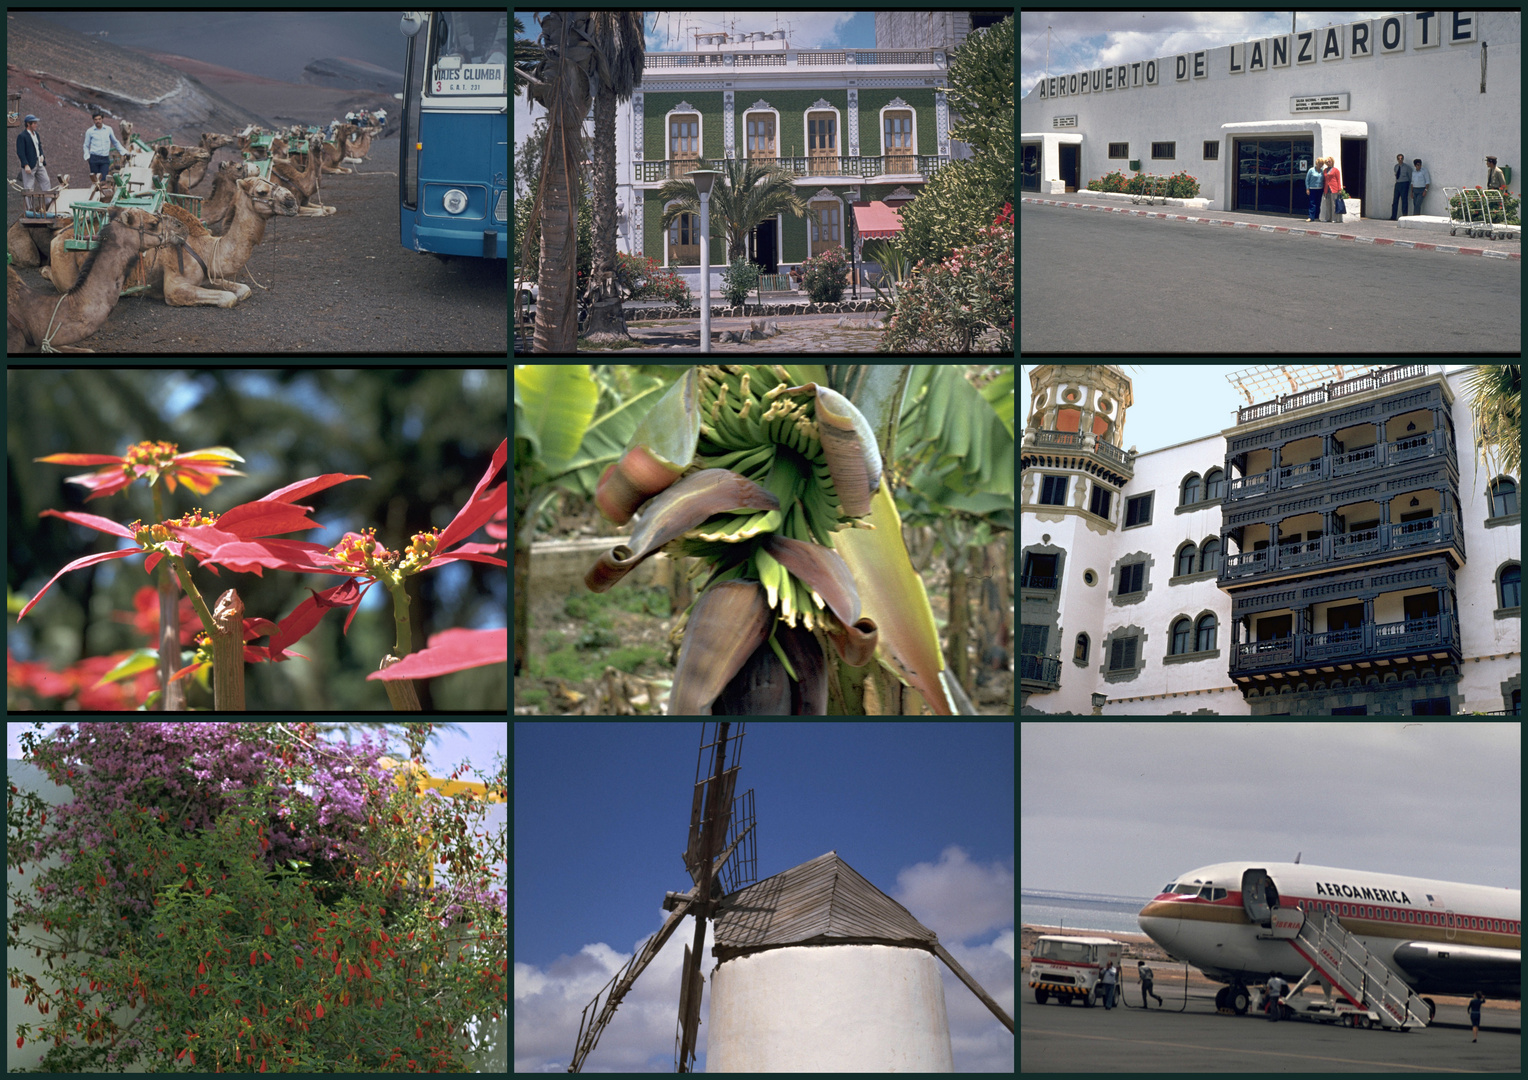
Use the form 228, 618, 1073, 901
1089, 484, 1112, 519
1108, 636, 1138, 671
1118, 563, 1144, 594
1039, 475, 1068, 506
1203, 141, 1218, 160
1125, 493, 1152, 527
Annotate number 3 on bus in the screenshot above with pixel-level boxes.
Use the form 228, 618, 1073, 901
399, 11, 508, 260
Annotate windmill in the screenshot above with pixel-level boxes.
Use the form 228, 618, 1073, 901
569, 722, 756, 1073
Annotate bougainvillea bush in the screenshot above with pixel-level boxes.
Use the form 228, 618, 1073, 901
7, 721, 507, 1073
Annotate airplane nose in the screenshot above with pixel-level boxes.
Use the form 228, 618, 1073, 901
1138, 904, 1177, 947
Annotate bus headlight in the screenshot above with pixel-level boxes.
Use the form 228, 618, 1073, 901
442, 188, 469, 214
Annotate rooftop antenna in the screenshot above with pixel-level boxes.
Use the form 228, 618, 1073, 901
568, 722, 758, 1073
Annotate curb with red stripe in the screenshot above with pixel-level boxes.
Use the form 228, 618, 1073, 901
1021, 197, 1522, 260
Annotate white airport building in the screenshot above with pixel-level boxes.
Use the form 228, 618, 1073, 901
1020, 11, 1520, 218
1020, 365, 1522, 716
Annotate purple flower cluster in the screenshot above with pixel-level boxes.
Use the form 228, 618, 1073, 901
16, 722, 392, 922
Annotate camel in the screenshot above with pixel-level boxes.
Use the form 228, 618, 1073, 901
200, 159, 260, 235
8, 207, 183, 353
46, 176, 298, 307
318, 125, 357, 174
270, 136, 337, 216
151, 144, 212, 195
177, 133, 238, 193
341, 126, 372, 165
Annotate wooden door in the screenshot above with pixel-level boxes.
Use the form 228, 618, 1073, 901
884, 111, 913, 173
670, 114, 699, 179
746, 114, 775, 163
808, 113, 837, 176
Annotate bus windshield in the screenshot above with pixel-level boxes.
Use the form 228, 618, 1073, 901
427, 11, 506, 100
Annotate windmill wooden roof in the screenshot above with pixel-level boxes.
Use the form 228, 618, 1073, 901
711, 850, 938, 960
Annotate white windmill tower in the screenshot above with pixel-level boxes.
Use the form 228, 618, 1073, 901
707, 850, 1013, 1071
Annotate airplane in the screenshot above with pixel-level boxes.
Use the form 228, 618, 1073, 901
1138, 861, 1520, 1021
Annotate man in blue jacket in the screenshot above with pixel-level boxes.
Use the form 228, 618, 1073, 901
15, 114, 52, 216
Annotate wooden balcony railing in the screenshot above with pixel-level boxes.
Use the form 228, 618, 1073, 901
1230, 612, 1459, 676
637, 155, 948, 183
1220, 514, 1462, 584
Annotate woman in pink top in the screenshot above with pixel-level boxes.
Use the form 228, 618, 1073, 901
1320, 158, 1343, 222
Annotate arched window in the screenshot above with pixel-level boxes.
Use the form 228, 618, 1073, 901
1181, 474, 1201, 506
1171, 618, 1192, 655
1200, 538, 1221, 573
1074, 633, 1090, 663
1500, 564, 1521, 608
1489, 476, 1519, 518
1196, 614, 1218, 652
1204, 468, 1226, 500
1175, 544, 1196, 577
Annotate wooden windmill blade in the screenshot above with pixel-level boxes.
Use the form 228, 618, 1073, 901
568, 722, 756, 1074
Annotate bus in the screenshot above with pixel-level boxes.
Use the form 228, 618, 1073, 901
399, 11, 508, 259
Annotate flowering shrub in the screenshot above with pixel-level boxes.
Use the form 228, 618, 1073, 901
7, 721, 506, 1073
878, 203, 1013, 354
799, 246, 850, 303
720, 258, 763, 308
616, 252, 693, 307
1084, 169, 1200, 199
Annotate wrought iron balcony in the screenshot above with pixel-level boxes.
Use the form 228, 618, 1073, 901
1230, 612, 1459, 678
1224, 430, 1447, 502
1220, 514, 1463, 584
1023, 429, 1134, 470
1234, 364, 1430, 424
1019, 653, 1062, 689
636, 155, 949, 183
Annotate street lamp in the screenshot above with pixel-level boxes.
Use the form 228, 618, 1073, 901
687, 168, 723, 353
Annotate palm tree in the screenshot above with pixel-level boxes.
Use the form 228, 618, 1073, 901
523, 11, 595, 353
1462, 364, 1521, 480
582, 12, 646, 339
512, 17, 544, 98
653, 156, 810, 270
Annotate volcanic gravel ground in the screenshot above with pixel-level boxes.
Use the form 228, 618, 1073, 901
9, 137, 508, 355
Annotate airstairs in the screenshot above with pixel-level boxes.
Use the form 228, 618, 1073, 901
1277, 905, 1430, 1029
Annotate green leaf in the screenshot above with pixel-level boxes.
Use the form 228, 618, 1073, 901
95, 649, 160, 687
513, 365, 599, 472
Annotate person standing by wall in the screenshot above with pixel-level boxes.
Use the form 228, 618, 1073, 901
1321, 158, 1343, 223
1305, 158, 1325, 221
1391, 154, 1413, 219
1484, 156, 1506, 191
1409, 159, 1431, 215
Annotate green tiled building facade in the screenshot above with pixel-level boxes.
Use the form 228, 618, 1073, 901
617, 36, 954, 277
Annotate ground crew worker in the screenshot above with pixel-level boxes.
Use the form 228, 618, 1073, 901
1138, 960, 1163, 1007
1469, 991, 1484, 1041
1266, 973, 1288, 1021
1100, 960, 1118, 1010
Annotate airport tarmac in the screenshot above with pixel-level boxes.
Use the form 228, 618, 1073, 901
1021, 987, 1520, 1073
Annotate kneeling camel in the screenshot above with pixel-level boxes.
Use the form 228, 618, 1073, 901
8, 207, 183, 353
47, 176, 298, 307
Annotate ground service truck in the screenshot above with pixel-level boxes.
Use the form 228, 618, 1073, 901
1029, 935, 1123, 1007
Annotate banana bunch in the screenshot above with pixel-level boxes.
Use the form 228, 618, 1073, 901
594, 365, 883, 713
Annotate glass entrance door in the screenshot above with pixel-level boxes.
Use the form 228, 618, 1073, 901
1235, 138, 1314, 215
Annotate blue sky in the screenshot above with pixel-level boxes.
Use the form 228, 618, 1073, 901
5, 722, 506, 899
513, 721, 1014, 1072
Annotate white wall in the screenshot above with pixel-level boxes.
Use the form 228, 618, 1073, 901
1022, 11, 1520, 212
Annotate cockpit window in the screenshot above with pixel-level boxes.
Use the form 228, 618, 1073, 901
1165, 883, 1200, 895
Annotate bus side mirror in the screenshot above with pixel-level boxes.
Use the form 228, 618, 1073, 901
400, 12, 424, 38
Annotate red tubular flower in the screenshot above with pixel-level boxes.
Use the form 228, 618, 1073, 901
35, 442, 246, 501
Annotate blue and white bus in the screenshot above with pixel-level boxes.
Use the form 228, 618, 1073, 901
399, 11, 508, 259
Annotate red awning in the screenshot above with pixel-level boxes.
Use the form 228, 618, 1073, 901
852, 201, 903, 239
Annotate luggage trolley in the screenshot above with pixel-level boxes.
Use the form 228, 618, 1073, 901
1480, 189, 1518, 241
1132, 174, 1167, 206
1446, 187, 1494, 238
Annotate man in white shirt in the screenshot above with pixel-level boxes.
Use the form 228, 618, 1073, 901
1409, 159, 1432, 216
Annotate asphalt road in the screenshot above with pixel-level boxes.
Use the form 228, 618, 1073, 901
1021, 202, 1521, 354
1021, 986, 1521, 1073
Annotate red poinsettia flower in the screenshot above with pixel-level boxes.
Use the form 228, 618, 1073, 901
366, 627, 508, 681
35, 441, 246, 501
265, 440, 507, 657
16, 473, 368, 621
